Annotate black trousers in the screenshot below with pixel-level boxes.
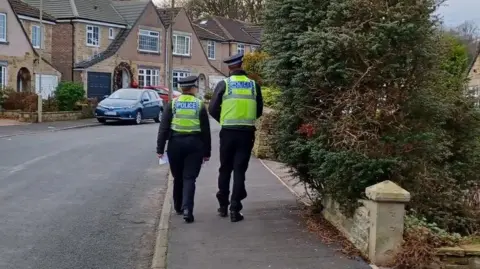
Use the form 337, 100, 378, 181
216, 128, 255, 212
167, 135, 204, 213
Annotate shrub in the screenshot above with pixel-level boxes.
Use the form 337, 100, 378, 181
1, 88, 38, 111
203, 88, 213, 100
243, 51, 269, 85
54, 81, 85, 111
263, 0, 480, 234
262, 86, 280, 108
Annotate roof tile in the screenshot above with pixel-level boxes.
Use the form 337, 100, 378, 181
9, 0, 56, 22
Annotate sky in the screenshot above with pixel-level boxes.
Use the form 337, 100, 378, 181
437, 0, 480, 27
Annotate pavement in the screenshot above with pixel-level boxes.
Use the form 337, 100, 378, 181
0, 118, 101, 137
0, 121, 169, 269
163, 121, 372, 269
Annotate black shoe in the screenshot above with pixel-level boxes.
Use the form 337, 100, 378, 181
230, 211, 244, 222
183, 210, 194, 223
175, 210, 183, 215
217, 206, 228, 218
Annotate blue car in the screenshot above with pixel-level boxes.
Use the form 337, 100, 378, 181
95, 88, 163, 124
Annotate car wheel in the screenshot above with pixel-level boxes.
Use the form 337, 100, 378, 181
154, 109, 162, 123
97, 118, 106, 123
134, 111, 143, 125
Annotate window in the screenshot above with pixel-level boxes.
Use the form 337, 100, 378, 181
237, 43, 245, 54
141, 91, 150, 101
173, 34, 191, 56
138, 68, 160, 87
108, 28, 115, 39
86, 25, 100, 47
138, 29, 160, 53
31, 25, 43, 48
0, 13, 6, 42
148, 90, 159, 100
172, 71, 189, 90
207, 40, 215, 59
0, 64, 7, 89
251, 45, 259, 52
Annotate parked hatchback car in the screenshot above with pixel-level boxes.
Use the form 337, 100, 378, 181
143, 85, 181, 102
95, 88, 163, 124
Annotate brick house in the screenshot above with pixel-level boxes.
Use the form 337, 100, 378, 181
193, 16, 263, 75
22, 0, 129, 86
468, 52, 480, 104
1, 0, 60, 96
156, 7, 225, 94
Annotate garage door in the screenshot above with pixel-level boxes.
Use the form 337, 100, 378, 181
87, 72, 112, 100
35, 74, 59, 99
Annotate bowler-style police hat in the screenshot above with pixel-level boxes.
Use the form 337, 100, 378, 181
223, 53, 244, 67
178, 75, 198, 88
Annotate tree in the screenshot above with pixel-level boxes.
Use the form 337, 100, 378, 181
156, 0, 265, 23
448, 20, 479, 66
263, 0, 480, 234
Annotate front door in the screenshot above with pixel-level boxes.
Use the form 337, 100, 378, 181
122, 70, 130, 88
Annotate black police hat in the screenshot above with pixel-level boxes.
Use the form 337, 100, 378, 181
178, 75, 198, 88
223, 53, 244, 67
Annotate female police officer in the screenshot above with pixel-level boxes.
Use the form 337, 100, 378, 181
156, 76, 211, 223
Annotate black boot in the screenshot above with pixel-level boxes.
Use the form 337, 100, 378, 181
217, 206, 228, 218
230, 211, 244, 222
183, 210, 194, 223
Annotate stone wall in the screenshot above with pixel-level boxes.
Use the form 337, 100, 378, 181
322, 181, 411, 266
253, 108, 276, 159
20, 20, 54, 63
1, 110, 85, 122
434, 245, 480, 269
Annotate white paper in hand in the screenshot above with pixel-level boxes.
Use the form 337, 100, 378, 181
158, 153, 169, 165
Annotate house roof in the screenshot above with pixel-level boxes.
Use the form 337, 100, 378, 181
193, 24, 226, 42
156, 7, 181, 27
112, 1, 149, 26
242, 25, 263, 42
194, 16, 261, 44
21, 0, 128, 26
9, 0, 56, 22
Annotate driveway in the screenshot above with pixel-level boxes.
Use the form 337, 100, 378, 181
0, 122, 168, 269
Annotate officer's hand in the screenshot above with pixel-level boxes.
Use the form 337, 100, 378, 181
203, 157, 210, 162
157, 154, 163, 159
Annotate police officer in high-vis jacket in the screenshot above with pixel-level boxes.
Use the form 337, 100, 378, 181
209, 53, 263, 222
157, 76, 211, 223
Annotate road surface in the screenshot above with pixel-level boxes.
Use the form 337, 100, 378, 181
0, 122, 168, 269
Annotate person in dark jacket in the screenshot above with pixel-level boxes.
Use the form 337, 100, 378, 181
208, 53, 263, 222
157, 75, 211, 223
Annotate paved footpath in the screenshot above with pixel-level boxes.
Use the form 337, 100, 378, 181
0, 118, 100, 137
164, 128, 372, 269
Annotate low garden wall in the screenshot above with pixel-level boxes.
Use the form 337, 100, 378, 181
434, 245, 480, 269
252, 108, 412, 266
253, 108, 276, 159
1, 110, 85, 123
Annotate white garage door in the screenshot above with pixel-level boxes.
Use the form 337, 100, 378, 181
35, 74, 59, 99
208, 75, 225, 89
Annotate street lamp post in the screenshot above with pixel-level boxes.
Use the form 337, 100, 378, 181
167, 0, 175, 102
37, 0, 43, 122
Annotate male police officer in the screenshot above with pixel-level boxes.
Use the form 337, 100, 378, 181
209, 53, 263, 222
157, 76, 211, 223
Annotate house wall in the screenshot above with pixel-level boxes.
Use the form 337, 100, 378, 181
51, 22, 73, 81
0, 1, 60, 91
20, 19, 54, 63
469, 57, 480, 90
74, 22, 123, 64
170, 9, 223, 89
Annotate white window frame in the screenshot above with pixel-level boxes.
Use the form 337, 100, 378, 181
172, 71, 189, 89
138, 29, 160, 53
237, 43, 245, 54
0, 64, 7, 89
31, 25, 44, 49
173, 33, 191, 56
207, 40, 215, 60
0, 13, 6, 42
251, 45, 259, 52
108, 28, 115, 39
86, 25, 100, 47
138, 68, 160, 87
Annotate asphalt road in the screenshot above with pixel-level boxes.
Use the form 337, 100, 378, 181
0, 121, 169, 269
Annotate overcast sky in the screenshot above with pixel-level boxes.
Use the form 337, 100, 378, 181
438, 0, 480, 27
